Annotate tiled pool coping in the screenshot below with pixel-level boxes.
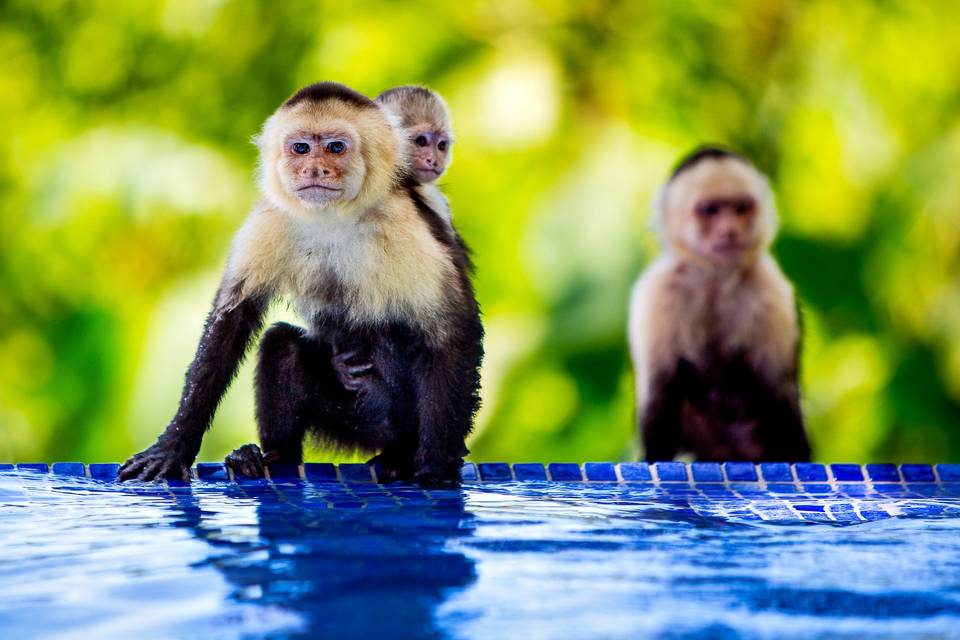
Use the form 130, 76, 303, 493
3, 461, 959, 487
4, 461, 960, 523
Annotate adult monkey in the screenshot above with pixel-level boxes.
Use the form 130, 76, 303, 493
120, 82, 483, 485
629, 147, 810, 463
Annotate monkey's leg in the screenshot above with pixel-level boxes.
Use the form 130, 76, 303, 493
755, 384, 811, 462
226, 323, 324, 478
640, 369, 687, 462
410, 328, 483, 486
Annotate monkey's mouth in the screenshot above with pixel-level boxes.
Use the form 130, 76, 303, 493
710, 243, 748, 258
297, 184, 343, 193
415, 166, 442, 176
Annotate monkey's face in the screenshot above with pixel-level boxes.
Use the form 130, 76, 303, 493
665, 159, 772, 267
407, 126, 450, 183
280, 128, 364, 206
691, 194, 757, 264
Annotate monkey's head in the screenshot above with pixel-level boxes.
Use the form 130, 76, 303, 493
257, 82, 403, 215
376, 86, 453, 184
658, 147, 777, 268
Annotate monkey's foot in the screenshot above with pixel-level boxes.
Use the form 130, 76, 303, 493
367, 451, 415, 483
331, 349, 375, 393
413, 458, 464, 488
225, 443, 268, 478
119, 443, 193, 482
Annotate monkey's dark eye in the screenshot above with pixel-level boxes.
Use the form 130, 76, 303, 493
415, 135, 428, 147
437, 140, 448, 151
292, 142, 310, 155
326, 141, 346, 154
699, 203, 720, 216
734, 201, 754, 215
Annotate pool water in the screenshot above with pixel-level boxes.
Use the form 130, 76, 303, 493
2, 468, 960, 639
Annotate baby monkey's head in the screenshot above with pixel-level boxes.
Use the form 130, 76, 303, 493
376, 86, 453, 184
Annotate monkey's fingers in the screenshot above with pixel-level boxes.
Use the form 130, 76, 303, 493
119, 456, 147, 481
137, 459, 166, 482
332, 350, 359, 366
344, 363, 373, 375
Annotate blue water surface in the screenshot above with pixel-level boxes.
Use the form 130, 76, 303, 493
2, 472, 960, 639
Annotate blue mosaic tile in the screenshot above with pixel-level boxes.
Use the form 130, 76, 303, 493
767, 483, 799, 494
338, 463, 373, 483
584, 462, 617, 482
17, 463, 49, 474
547, 463, 583, 481
937, 464, 960, 482
830, 464, 864, 482
304, 463, 337, 482
838, 483, 869, 496
907, 484, 939, 495
478, 463, 512, 482
901, 464, 935, 483
617, 462, 652, 482
0, 463, 14, 472
723, 462, 758, 482
698, 484, 729, 495
691, 462, 723, 482
266, 463, 301, 481
197, 463, 228, 482
88, 463, 119, 480
654, 462, 688, 482
513, 463, 547, 481
801, 484, 832, 494
51, 462, 86, 477
865, 464, 900, 483
757, 462, 791, 483
460, 462, 479, 482
795, 463, 828, 482
873, 483, 904, 494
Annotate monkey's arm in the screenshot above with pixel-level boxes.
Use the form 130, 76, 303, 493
120, 283, 267, 481
640, 366, 687, 462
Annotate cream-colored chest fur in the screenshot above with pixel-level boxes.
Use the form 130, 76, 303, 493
629, 254, 798, 408
226, 197, 457, 334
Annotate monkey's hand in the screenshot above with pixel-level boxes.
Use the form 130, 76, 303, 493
119, 437, 196, 482
332, 348, 376, 394
225, 443, 272, 479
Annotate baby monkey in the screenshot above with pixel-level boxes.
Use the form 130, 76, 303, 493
628, 147, 810, 462
376, 85, 454, 223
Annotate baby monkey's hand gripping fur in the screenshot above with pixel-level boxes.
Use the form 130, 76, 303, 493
120, 82, 482, 485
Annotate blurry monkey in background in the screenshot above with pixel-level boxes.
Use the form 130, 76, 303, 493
376, 85, 454, 224
628, 147, 810, 462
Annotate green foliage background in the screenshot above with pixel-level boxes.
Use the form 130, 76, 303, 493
1, 0, 958, 464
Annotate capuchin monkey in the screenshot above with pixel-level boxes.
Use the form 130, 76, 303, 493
119, 82, 483, 486
375, 85, 453, 224
628, 147, 810, 463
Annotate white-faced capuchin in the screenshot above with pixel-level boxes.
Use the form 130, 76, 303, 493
628, 147, 810, 463
119, 82, 483, 485
375, 85, 454, 224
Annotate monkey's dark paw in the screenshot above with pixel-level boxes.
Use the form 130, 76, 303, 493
119, 444, 193, 482
225, 443, 267, 478
331, 349, 375, 393
413, 462, 463, 488
367, 452, 415, 483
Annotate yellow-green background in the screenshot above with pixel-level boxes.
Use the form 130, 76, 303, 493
2, 0, 959, 464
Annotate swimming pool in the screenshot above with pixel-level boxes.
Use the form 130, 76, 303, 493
2, 462, 959, 639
